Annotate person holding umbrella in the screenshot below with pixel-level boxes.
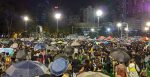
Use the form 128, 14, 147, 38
127, 59, 140, 77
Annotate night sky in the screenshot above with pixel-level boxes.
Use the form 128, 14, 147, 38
1, 0, 108, 14
0, 0, 111, 33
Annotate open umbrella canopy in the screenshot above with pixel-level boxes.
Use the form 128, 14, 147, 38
6, 60, 48, 77
71, 41, 80, 47
16, 50, 26, 59
46, 45, 58, 51
64, 46, 74, 55
0, 39, 10, 44
0, 48, 14, 56
77, 72, 110, 77
34, 43, 46, 51
10, 43, 18, 48
109, 48, 130, 63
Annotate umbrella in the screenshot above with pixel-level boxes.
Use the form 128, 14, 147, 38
0, 48, 14, 56
51, 42, 56, 45
10, 43, 18, 48
6, 60, 48, 77
57, 41, 63, 44
34, 43, 46, 51
77, 72, 110, 77
46, 45, 58, 51
110, 48, 130, 63
16, 50, 26, 59
1, 40, 10, 44
71, 41, 80, 46
64, 46, 74, 55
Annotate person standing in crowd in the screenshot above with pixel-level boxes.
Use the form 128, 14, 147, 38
115, 62, 128, 77
4, 53, 11, 70
127, 59, 140, 77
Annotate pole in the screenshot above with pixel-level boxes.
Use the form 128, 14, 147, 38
72, 26, 73, 34
120, 27, 122, 39
126, 23, 129, 40
56, 19, 59, 33
117, 27, 119, 38
97, 17, 100, 28
25, 21, 27, 32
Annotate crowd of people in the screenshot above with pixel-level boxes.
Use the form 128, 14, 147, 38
0, 37, 149, 77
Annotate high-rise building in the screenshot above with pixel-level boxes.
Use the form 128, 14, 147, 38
111, 0, 147, 30
29, 0, 51, 25
82, 6, 96, 27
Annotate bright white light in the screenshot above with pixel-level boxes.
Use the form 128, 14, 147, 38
107, 28, 111, 32
117, 22, 122, 28
146, 22, 150, 27
91, 28, 95, 32
23, 16, 29, 21
55, 13, 61, 19
124, 27, 129, 31
96, 10, 103, 17
144, 27, 149, 31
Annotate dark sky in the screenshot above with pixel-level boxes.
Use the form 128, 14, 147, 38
0, 0, 110, 15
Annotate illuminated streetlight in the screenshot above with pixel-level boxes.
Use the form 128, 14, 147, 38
107, 28, 111, 32
146, 22, 150, 27
124, 27, 129, 32
91, 28, 95, 32
54, 13, 61, 33
144, 27, 149, 31
23, 16, 29, 21
96, 9, 103, 28
96, 10, 103, 17
23, 16, 29, 32
117, 22, 122, 28
116, 22, 122, 38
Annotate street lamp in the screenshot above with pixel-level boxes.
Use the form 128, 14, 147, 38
91, 28, 95, 32
144, 27, 149, 31
23, 16, 29, 32
117, 22, 122, 38
146, 22, 150, 27
54, 13, 61, 33
107, 28, 111, 32
124, 27, 129, 32
96, 9, 103, 27
117, 23, 122, 28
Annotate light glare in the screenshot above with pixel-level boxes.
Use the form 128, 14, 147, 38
55, 13, 61, 19
96, 10, 103, 17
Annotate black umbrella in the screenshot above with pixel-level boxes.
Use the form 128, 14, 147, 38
16, 50, 27, 59
110, 48, 130, 63
64, 46, 74, 55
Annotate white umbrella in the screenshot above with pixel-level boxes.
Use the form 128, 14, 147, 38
51, 42, 56, 45
77, 71, 110, 77
71, 41, 80, 47
10, 43, 18, 48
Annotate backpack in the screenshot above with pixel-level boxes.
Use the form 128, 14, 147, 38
5, 57, 11, 65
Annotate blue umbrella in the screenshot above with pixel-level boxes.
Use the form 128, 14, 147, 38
103, 41, 109, 45
6, 61, 48, 77
0, 48, 14, 56
34, 43, 46, 51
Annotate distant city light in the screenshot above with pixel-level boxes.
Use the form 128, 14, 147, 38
54, 6, 58, 9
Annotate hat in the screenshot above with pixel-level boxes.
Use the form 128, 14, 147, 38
50, 58, 69, 76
